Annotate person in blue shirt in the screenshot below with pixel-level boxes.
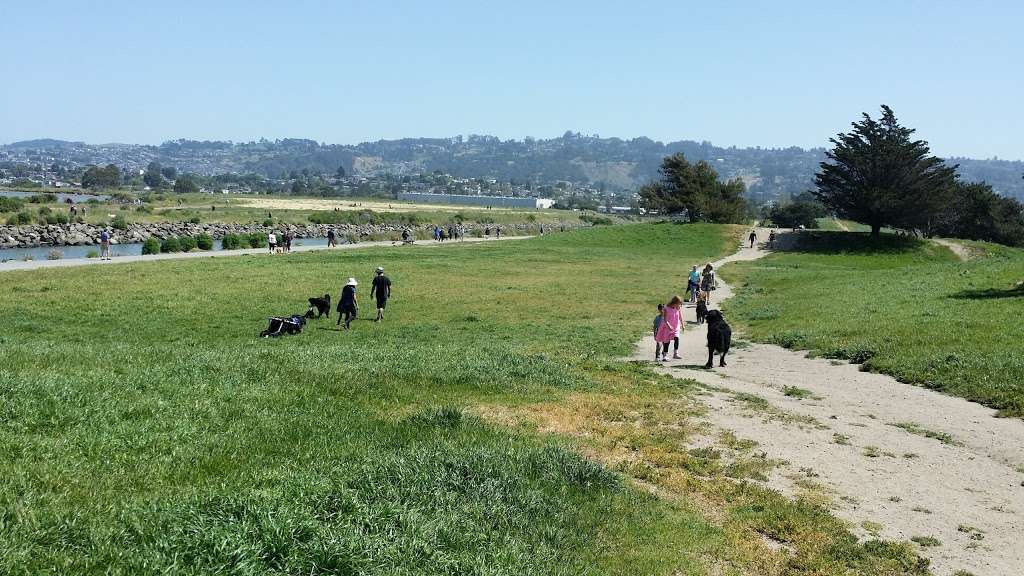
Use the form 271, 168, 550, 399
687, 265, 701, 302
99, 229, 111, 260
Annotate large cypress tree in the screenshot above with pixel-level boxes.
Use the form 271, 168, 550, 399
814, 105, 957, 237
639, 153, 747, 223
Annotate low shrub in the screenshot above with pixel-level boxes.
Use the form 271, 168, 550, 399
47, 249, 64, 260
178, 235, 197, 252
28, 193, 56, 204
580, 214, 613, 226
221, 233, 242, 250
38, 206, 52, 215
15, 211, 32, 225
141, 237, 161, 255
86, 249, 100, 259
189, 216, 201, 224
0, 197, 25, 212
112, 214, 128, 230
247, 232, 266, 248
160, 237, 181, 253
195, 234, 213, 250
262, 218, 274, 226
135, 205, 152, 213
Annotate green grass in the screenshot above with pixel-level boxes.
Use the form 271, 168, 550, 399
725, 231, 1024, 417
891, 422, 959, 445
0, 224, 930, 574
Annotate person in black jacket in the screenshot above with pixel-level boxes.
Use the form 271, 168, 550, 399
337, 278, 358, 329
370, 267, 392, 322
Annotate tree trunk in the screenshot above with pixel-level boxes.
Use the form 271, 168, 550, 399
871, 223, 881, 237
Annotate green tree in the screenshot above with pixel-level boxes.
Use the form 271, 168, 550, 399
769, 201, 824, 229
814, 105, 957, 237
160, 166, 178, 180
934, 181, 1024, 246
335, 165, 347, 178
638, 153, 747, 223
143, 162, 164, 189
82, 164, 121, 189
173, 175, 199, 194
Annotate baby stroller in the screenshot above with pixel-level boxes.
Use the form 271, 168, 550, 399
260, 314, 306, 337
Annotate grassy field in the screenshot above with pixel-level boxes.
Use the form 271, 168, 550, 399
0, 224, 929, 574
725, 231, 1024, 417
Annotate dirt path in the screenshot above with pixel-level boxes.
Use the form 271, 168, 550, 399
632, 230, 1024, 576
0, 235, 529, 273
933, 238, 973, 262
835, 218, 851, 231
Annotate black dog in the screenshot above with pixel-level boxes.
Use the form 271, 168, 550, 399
305, 294, 331, 319
695, 299, 708, 325
704, 309, 732, 368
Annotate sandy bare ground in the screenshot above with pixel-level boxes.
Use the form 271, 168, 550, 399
932, 238, 974, 262
235, 197, 547, 214
632, 230, 1024, 576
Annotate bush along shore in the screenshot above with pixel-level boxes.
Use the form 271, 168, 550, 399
0, 221, 580, 249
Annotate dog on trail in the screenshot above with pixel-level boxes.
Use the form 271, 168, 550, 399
704, 309, 732, 368
695, 295, 709, 324
305, 294, 331, 319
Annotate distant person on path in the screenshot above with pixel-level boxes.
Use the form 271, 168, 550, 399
687, 265, 701, 303
700, 264, 717, 305
267, 232, 277, 253
652, 304, 665, 361
484, 226, 491, 238
370, 266, 392, 322
337, 277, 358, 329
99, 228, 111, 260
748, 230, 757, 248
655, 296, 683, 362
768, 230, 776, 248
283, 231, 293, 253
327, 228, 337, 247
539, 224, 545, 236
496, 226, 502, 239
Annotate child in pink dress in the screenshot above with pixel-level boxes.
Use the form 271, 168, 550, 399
655, 295, 683, 362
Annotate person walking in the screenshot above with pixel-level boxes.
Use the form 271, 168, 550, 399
267, 231, 277, 253
768, 229, 776, 248
652, 304, 665, 361
700, 264, 717, 305
337, 278, 358, 329
496, 226, 501, 239
687, 265, 701, 303
749, 229, 757, 248
370, 266, 392, 322
284, 231, 293, 253
655, 296, 683, 362
99, 228, 111, 260
327, 228, 337, 247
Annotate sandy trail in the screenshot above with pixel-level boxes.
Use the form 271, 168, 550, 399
932, 238, 973, 262
632, 229, 1024, 576
235, 197, 547, 214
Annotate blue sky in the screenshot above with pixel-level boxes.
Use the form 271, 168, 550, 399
1, 0, 1021, 159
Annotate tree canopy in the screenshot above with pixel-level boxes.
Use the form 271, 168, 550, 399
814, 105, 957, 237
81, 164, 121, 189
639, 153, 747, 223
173, 174, 199, 194
143, 162, 165, 189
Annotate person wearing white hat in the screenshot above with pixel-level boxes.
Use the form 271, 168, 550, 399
336, 277, 359, 329
370, 266, 392, 322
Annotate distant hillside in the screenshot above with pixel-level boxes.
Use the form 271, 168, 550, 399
3, 133, 1022, 200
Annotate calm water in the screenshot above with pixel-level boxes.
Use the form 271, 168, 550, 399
0, 237, 332, 263
0, 189, 110, 203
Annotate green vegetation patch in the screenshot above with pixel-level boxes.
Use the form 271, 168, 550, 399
726, 231, 1024, 416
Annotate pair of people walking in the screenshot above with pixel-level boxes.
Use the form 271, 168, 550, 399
336, 266, 392, 329
686, 263, 716, 304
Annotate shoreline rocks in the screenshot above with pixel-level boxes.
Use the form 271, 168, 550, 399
0, 221, 580, 249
